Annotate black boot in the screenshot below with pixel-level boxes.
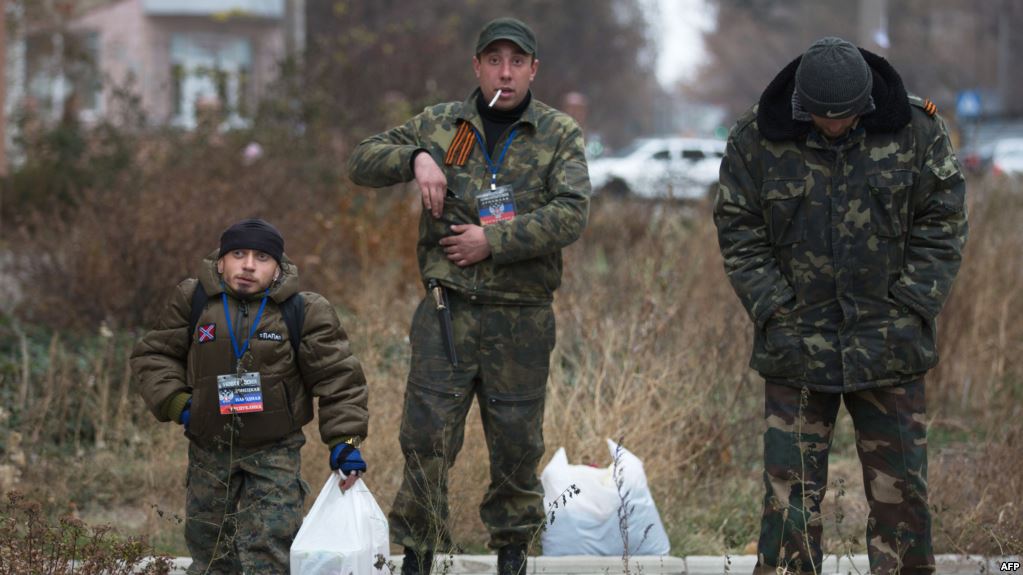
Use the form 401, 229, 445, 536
401, 547, 434, 575
497, 543, 527, 575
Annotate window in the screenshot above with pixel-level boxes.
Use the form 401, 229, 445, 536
169, 33, 253, 128
68, 31, 102, 117
237, 67, 250, 118
171, 63, 185, 116
25, 29, 102, 123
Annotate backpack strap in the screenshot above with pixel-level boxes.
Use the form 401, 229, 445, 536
188, 281, 209, 343
280, 292, 305, 358
189, 281, 304, 358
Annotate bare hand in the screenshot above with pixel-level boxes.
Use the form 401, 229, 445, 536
414, 152, 447, 219
339, 470, 361, 492
439, 224, 491, 267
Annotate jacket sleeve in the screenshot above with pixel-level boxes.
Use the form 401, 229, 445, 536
483, 120, 591, 264
346, 113, 426, 188
889, 118, 969, 320
131, 279, 195, 421
713, 134, 796, 329
297, 293, 369, 448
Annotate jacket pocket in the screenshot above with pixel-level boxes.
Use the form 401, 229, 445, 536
762, 178, 808, 246
884, 297, 937, 375
867, 170, 913, 238
234, 375, 294, 446
751, 311, 804, 378
187, 375, 217, 440
511, 186, 546, 215
422, 190, 474, 244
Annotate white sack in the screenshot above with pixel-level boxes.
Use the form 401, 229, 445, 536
290, 474, 389, 575
541, 439, 670, 556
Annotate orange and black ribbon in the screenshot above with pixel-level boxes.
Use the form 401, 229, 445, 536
444, 121, 475, 166
923, 99, 938, 117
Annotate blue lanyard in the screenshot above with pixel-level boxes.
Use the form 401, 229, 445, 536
471, 126, 518, 190
222, 290, 269, 361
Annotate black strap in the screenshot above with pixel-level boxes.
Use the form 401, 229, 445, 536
189, 281, 304, 357
188, 281, 209, 344
280, 291, 305, 358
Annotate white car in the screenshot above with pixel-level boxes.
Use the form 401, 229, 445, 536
991, 137, 1023, 178
588, 137, 726, 199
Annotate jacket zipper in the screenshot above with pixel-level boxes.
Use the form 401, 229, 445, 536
470, 120, 522, 299
235, 300, 249, 372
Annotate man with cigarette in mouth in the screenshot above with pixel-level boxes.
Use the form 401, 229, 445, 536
347, 16, 590, 575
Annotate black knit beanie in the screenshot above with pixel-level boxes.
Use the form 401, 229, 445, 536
219, 218, 284, 264
795, 37, 873, 119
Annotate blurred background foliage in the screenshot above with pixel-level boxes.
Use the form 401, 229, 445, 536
305, 0, 664, 148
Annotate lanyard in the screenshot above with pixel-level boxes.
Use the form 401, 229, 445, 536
471, 126, 518, 190
222, 290, 269, 361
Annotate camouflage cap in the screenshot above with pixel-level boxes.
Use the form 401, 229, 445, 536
475, 17, 537, 56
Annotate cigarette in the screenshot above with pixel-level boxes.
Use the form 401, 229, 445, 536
488, 90, 502, 107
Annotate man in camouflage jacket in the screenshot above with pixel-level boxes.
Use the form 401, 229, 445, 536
347, 17, 589, 575
132, 219, 369, 574
714, 38, 967, 574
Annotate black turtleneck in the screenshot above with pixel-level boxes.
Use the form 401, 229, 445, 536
476, 91, 531, 156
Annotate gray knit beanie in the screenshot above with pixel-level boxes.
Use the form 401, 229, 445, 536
795, 37, 873, 119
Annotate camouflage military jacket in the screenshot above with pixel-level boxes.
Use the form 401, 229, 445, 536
714, 50, 968, 392
347, 89, 591, 305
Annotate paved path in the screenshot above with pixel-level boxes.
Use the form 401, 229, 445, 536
163, 553, 1020, 574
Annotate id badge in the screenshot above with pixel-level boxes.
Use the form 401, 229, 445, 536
477, 185, 517, 226
217, 372, 264, 414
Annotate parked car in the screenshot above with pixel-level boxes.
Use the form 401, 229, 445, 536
959, 142, 993, 174
991, 137, 1023, 178
588, 137, 726, 199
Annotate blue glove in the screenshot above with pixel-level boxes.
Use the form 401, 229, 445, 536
330, 443, 367, 474
179, 399, 191, 431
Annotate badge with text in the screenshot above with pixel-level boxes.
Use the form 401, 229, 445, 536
477, 185, 517, 226
216, 372, 264, 414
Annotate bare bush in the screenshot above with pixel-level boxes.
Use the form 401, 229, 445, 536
0, 491, 171, 574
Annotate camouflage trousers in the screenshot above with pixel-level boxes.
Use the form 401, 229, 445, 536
185, 430, 308, 575
754, 379, 932, 575
390, 293, 555, 552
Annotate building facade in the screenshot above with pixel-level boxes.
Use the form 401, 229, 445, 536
8, 0, 302, 130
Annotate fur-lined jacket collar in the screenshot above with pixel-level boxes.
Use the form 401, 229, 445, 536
756, 48, 911, 142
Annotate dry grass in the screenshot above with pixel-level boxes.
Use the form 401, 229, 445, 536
0, 491, 172, 574
2, 172, 1022, 559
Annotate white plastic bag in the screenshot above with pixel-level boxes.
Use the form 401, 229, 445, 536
289, 474, 390, 575
540, 439, 670, 556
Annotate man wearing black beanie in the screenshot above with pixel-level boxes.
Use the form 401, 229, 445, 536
219, 218, 285, 263
132, 218, 370, 573
714, 37, 968, 574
